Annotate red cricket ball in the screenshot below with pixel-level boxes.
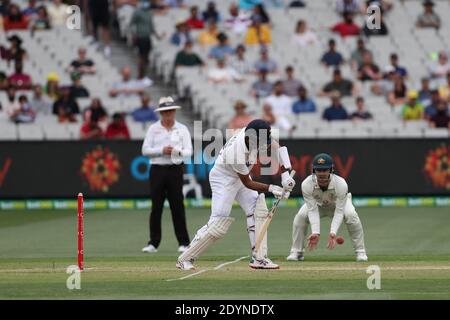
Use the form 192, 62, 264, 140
336, 236, 344, 245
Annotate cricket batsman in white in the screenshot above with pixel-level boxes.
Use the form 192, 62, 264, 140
177, 120, 296, 270
286, 153, 368, 262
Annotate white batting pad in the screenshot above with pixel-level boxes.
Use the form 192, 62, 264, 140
254, 194, 269, 260
178, 217, 235, 262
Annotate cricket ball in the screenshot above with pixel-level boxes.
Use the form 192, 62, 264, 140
336, 236, 344, 245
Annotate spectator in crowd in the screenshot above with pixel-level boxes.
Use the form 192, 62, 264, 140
250, 68, 273, 99
350, 96, 373, 121
292, 86, 316, 114
228, 100, 253, 131
202, 1, 221, 23
0, 35, 27, 66
357, 51, 382, 81
239, 0, 262, 11
114, 0, 138, 40
429, 100, 450, 129
129, 3, 163, 79
2, 3, 28, 31
261, 103, 293, 131
47, 0, 69, 27
0, 0, 11, 16
105, 113, 131, 139
350, 38, 372, 71
53, 87, 80, 122
149, 0, 169, 13
10, 95, 35, 124
335, 0, 361, 15
164, 0, 188, 8
416, 0, 440, 29
3, 87, 19, 117
251, 3, 271, 25
30, 5, 51, 31
69, 72, 90, 99
30, 85, 52, 115
83, 98, 107, 123
229, 44, 253, 75
389, 53, 408, 79
67, 47, 96, 75
174, 41, 204, 67
264, 81, 293, 117
387, 74, 407, 106
208, 33, 235, 60
320, 68, 356, 97
186, 5, 204, 29
439, 72, 450, 102
254, 46, 277, 73
290, 20, 318, 48
401, 90, 424, 121
80, 112, 104, 140
89, 0, 112, 56
22, 0, 38, 17
170, 21, 192, 47
364, 0, 393, 14
418, 77, 432, 104
371, 65, 396, 96
110, 66, 151, 97
424, 89, 442, 120
131, 93, 159, 123
282, 66, 303, 97
244, 16, 271, 45
8, 61, 32, 90
323, 92, 349, 121
225, 3, 251, 35
429, 51, 450, 86
288, 0, 306, 8
331, 11, 360, 38
363, 13, 388, 36
207, 58, 243, 84
45, 72, 60, 101
198, 20, 219, 46
0, 71, 8, 90
321, 39, 344, 68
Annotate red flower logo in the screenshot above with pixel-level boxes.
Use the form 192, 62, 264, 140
424, 145, 450, 190
81, 146, 121, 192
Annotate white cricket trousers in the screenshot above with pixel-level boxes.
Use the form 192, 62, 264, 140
192, 167, 259, 249
290, 194, 366, 254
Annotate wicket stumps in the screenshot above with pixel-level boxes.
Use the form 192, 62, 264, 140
77, 193, 84, 271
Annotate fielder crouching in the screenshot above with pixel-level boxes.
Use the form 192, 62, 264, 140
176, 120, 295, 270
287, 153, 368, 262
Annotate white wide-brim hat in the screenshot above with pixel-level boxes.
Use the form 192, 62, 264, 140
155, 96, 181, 112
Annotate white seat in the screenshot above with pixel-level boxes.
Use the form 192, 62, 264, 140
423, 128, 449, 138
17, 124, 44, 140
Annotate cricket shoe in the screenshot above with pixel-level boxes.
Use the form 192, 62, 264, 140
356, 252, 368, 262
176, 260, 195, 270
178, 245, 188, 253
286, 252, 304, 261
249, 257, 280, 269
142, 244, 158, 253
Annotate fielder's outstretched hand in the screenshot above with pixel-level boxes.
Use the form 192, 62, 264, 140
327, 233, 336, 250
307, 233, 320, 251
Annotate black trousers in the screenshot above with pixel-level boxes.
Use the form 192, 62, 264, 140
148, 164, 190, 248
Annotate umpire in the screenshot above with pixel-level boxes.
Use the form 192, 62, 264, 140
141, 97, 192, 253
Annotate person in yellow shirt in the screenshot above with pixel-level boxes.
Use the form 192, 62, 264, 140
244, 17, 271, 46
401, 90, 424, 121
198, 20, 219, 47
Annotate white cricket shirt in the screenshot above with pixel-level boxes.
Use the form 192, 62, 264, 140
301, 174, 348, 235
141, 120, 193, 165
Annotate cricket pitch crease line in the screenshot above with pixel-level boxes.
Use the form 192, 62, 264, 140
165, 256, 249, 282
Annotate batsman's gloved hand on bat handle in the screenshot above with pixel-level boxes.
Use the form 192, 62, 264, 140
281, 171, 296, 192
268, 185, 285, 200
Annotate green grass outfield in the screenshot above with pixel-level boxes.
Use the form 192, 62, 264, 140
0, 207, 450, 299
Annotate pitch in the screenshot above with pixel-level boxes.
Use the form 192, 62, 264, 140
0, 207, 449, 299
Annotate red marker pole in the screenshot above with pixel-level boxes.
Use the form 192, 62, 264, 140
77, 193, 84, 271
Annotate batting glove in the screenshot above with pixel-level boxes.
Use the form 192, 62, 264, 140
307, 233, 320, 251
268, 184, 284, 199
327, 233, 336, 250
281, 171, 296, 192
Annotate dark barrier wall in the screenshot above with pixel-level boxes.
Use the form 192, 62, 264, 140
0, 139, 448, 199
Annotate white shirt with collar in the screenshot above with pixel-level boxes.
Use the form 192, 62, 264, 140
301, 173, 348, 235
142, 120, 193, 165
213, 128, 258, 178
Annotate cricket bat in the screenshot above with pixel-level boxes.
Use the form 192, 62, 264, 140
254, 170, 296, 254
